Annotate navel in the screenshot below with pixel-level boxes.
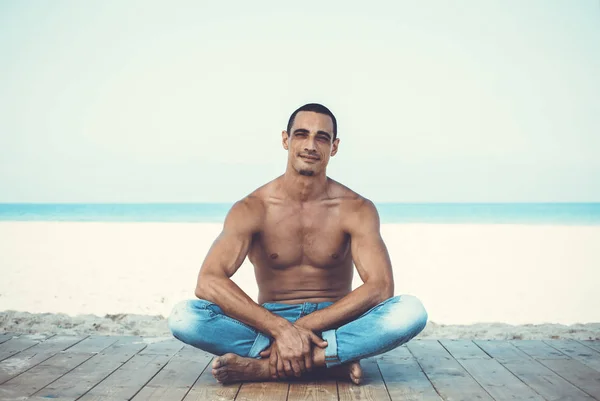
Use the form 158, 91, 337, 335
270, 253, 279, 259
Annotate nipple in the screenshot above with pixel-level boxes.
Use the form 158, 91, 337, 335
331, 253, 339, 259
270, 253, 279, 259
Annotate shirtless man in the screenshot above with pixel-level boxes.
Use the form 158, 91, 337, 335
168, 103, 428, 384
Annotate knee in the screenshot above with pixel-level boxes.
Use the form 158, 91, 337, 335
384, 295, 428, 334
167, 300, 195, 341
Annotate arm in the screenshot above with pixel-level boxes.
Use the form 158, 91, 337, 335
194, 197, 290, 338
295, 199, 394, 332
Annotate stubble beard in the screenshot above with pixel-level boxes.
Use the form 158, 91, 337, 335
298, 169, 315, 176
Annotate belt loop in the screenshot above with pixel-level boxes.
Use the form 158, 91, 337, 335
300, 302, 318, 317
300, 302, 308, 317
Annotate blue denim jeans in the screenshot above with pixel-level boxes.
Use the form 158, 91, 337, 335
168, 294, 427, 367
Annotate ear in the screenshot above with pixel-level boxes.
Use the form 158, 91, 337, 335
282, 130, 289, 150
330, 138, 340, 156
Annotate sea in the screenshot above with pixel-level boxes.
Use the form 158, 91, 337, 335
1, 203, 599, 225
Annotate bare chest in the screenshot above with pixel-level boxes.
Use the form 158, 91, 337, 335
249, 205, 350, 268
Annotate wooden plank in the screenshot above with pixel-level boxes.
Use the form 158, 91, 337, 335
97, 335, 147, 355
580, 340, 600, 354
183, 355, 241, 401
27, 397, 74, 401
535, 358, 600, 399
0, 334, 48, 362
0, 352, 93, 400
439, 339, 491, 359
236, 381, 289, 401
287, 379, 337, 401
33, 337, 146, 400
459, 358, 545, 400
0, 334, 14, 345
512, 340, 571, 359
377, 345, 413, 361
473, 340, 532, 363
378, 359, 441, 400
545, 340, 600, 373
476, 340, 594, 400
78, 353, 172, 400
131, 348, 213, 401
407, 340, 493, 400
338, 358, 391, 401
439, 340, 546, 399
138, 337, 184, 355
0, 335, 86, 384
175, 344, 215, 360
63, 335, 118, 353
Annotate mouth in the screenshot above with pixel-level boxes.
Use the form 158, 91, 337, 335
299, 155, 320, 161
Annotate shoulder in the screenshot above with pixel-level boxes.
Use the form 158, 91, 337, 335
224, 190, 267, 234
328, 179, 380, 231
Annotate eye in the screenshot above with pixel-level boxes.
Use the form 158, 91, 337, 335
295, 133, 307, 137
316, 136, 329, 142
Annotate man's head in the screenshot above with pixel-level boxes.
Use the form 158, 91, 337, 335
282, 103, 340, 177
286, 103, 337, 141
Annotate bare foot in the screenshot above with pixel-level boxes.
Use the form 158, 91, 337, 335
211, 353, 271, 384
328, 361, 363, 384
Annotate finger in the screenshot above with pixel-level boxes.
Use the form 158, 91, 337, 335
283, 359, 294, 378
277, 356, 286, 379
269, 352, 278, 379
291, 359, 303, 377
260, 349, 271, 358
304, 352, 313, 372
302, 342, 312, 372
311, 333, 328, 348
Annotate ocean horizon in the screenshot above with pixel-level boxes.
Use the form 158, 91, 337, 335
1, 202, 599, 225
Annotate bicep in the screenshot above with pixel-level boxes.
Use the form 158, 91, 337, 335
349, 201, 393, 285
200, 229, 252, 278
198, 200, 259, 280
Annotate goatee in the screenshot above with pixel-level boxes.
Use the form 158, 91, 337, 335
299, 170, 315, 176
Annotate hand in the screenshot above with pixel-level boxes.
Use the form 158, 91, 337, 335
260, 323, 327, 379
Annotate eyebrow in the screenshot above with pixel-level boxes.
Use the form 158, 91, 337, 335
292, 128, 332, 140
317, 131, 332, 140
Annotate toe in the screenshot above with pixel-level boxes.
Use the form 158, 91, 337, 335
212, 357, 222, 369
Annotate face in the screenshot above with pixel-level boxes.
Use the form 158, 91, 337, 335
282, 111, 339, 176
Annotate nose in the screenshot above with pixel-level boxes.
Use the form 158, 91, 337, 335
304, 136, 317, 152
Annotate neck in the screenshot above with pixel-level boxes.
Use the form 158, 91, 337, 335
281, 168, 328, 202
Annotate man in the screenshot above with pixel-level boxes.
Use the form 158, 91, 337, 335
168, 103, 428, 384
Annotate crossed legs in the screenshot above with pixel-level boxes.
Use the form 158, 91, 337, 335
168, 295, 427, 383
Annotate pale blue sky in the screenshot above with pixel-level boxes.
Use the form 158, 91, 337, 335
1, 1, 599, 202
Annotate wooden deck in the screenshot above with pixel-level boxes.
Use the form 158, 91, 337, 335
0, 333, 599, 400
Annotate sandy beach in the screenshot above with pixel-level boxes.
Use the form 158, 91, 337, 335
1, 221, 599, 338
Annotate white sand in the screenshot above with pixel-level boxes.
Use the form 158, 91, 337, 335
1, 222, 599, 338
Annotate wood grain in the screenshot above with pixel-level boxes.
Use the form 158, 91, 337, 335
33, 337, 146, 400
131, 347, 213, 401
378, 358, 441, 400
0, 335, 85, 384
476, 340, 594, 400
407, 340, 494, 401
338, 359, 390, 401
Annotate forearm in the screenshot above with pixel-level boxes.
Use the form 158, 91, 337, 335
295, 281, 393, 333
195, 274, 290, 337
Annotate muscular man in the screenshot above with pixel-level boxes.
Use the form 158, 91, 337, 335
168, 103, 428, 384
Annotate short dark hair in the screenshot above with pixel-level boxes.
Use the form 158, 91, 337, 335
286, 103, 337, 140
